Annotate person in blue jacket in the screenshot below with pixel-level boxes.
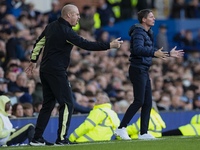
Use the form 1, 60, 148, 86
114, 9, 184, 140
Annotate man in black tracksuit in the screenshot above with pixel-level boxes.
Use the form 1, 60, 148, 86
114, 9, 184, 140
26, 4, 122, 146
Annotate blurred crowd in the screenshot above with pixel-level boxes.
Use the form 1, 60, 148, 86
0, 0, 200, 119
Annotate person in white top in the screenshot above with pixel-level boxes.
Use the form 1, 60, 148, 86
0, 95, 35, 146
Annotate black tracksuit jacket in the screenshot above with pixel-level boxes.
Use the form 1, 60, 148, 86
31, 17, 110, 74
30, 17, 111, 141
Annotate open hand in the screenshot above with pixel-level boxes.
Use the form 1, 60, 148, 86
170, 46, 184, 58
25, 62, 36, 75
154, 47, 169, 60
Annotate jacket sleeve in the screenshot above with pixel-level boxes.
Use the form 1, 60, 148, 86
69, 109, 106, 141
30, 28, 46, 63
65, 28, 110, 51
0, 118, 10, 138
131, 31, 155, 57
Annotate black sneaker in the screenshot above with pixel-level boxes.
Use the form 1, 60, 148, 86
30, 137, 54, 146
55, 138, 77, 145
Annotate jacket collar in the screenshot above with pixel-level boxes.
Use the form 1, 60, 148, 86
135, 24, 153, 34
58, 17, 72, 28
93, 103, 111, 109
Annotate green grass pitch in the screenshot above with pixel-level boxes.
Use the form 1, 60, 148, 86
2, 136, 200, 150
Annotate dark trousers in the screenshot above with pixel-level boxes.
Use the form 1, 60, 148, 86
162, 129, 182, 136
34, 72, 74, 141
119, 66, 152, 134
7, 123, 34, 146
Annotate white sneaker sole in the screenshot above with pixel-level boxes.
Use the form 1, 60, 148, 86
114, 133, 131, 140
30, 142, 46, 146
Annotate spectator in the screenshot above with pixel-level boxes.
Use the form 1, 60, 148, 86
153, 76, 164, 92
76, 92, 89, 107
180, 88, 194, 110
156, 24, 169, 52
0, 1, 7, 20
0, 95, 35, 146
106, 77, 124, 98
186, 0, 200, 18
0, 79, 8, 95
182, 30, 197, 50
88, 98, 96, 109
120, 0, 135, 20
69, 91, 120, 143
5, 96, 16, 118
79, 5, 95, 34
46, 0, 61, 23
170, 0, 188, 19
152, 90, 161, 103
96, 30, 110, 43
96, 75, 109, 92
85, 82, 98, 96
196, 29, 200, 48
79, 67, 95, 84
85, 90, 96, 108
71, 78, 86, 94
136, 0, 148, 11
173, 29, 186, 47
6, 58, 22, 74
162, 114, 200, 136
181, 68, 193, 91
96, 0, 115, 27
15, 14, 29, 31
157, 92, 171, 111
26, 2, 41, 20
18, 92, 32, 104
15, 72, 29, 92
124, 89, 134, 104
2, 28, 25, 66
193, 93, 200, 110
116, 99, 130, 113
22, 102, 34, 117
5, 70, 17, 85
7, 72, 32, 104
0, 69, 9, 95
27, 78, 36, 95
0, 40, 6, 66
170, 95, 184, 111
33, 101, 42, 117
73, 91, 91, 114
107, 0, 121, 21
12, 103, 24, 117
6, 0, 23, 18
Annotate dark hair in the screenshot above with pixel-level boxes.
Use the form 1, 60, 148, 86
22, 103, 33, 110
12, 103, 22, 116
83, 5, 91, 11
137, 9, 152, 23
